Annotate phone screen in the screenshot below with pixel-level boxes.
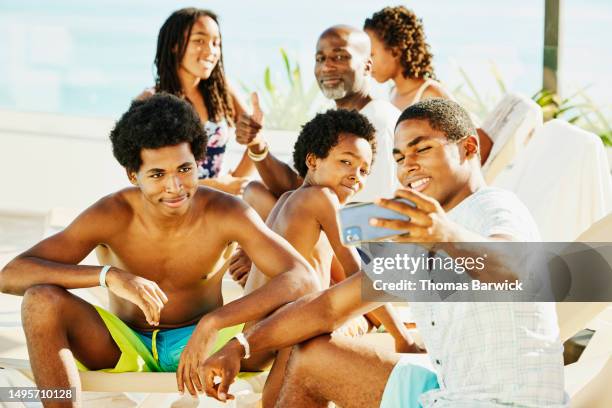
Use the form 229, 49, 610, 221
338, 198, 415, 245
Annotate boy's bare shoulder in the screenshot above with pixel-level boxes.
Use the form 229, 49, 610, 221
193, 186, 269, 243
285, 186, 340, 213
194, 186, 251, 216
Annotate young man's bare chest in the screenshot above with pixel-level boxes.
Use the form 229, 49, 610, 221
97, 218, 229, 288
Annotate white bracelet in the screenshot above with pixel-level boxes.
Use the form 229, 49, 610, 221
99, 265, 112, 288
233, 333, 251, 359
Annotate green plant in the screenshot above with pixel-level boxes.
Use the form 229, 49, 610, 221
532, 88, 588, 123
574, 91, 612, 147
241, 48, 326, 130
451, 64, 612, 147
451, 61, 508, 123
532, 88, 612, 146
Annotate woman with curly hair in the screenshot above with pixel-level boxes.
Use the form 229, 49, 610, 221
364, 6, 452, 110
136, 7, 257, 194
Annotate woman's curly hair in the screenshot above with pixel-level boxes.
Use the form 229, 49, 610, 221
292, 109, 376, 178
364, 6, 436, 80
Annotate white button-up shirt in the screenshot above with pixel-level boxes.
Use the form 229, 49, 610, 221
413, 302, 566, 407
412, 188, 568, 407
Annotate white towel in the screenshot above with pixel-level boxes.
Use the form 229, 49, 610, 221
493, 119, 612, 241
481, 92, 543, 177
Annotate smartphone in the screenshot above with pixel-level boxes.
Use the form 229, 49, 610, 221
338, 198, 415, 245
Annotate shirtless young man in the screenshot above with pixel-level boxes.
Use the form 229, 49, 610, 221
243, 109, 418, 407
201, 99, 566, 407
0, 93, 318, 407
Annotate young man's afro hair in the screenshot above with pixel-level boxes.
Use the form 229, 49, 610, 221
110, 92, 207, 172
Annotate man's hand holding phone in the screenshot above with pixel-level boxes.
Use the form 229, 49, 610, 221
370, 188, 458, 243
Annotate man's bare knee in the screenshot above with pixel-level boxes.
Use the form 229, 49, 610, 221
243, 180, 277, 220
296, 335, 331, 355
278, 338, 331, 408
286, 335, 331, 377
243, 180, 268, 206
22, 285, 70, 325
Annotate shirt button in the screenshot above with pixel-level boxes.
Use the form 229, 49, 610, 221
431, 321, 435, 326
435, 359, 441, 365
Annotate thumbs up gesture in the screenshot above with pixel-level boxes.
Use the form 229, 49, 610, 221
236, 92, 264, 146
250, 92, 263, 125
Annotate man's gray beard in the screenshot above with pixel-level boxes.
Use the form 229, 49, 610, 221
320, 82, 348, 100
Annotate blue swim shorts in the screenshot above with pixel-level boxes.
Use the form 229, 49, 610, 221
133, 322, 242, 372
380, 355, 440, 408
134, 323, 199, 372
76, 306, 243, 373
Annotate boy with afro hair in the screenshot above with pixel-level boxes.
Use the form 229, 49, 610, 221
242, 108, 418, 407
0, 93, 320, 403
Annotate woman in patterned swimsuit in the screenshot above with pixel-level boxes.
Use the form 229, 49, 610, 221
137, 7, 255, 194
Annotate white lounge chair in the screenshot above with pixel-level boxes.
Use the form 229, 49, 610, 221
558, 212, 612, 407
480, 92, 543, 184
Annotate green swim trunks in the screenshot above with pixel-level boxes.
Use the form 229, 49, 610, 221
76, 306, 244, 373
